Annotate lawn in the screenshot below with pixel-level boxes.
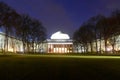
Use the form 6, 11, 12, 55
0, 54, 120, 80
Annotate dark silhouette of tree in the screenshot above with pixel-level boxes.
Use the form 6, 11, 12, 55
88, 15, 105, 53
73, 15, 105, 53
112, 10, 120, 35
95, 17, 109, 53
73, 12, 120, 54
73, 24, 95, 53
107, 10, 120, 53
16, 14, 47, 53
0, 1, 20, 52
16, 14, 32, 53
0, 2, 47, 53
28, 19, 46, 53
81, 24, 95, 53
73, 30, 83, 53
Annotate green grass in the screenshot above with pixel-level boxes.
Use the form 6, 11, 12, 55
0, 54, 120, 80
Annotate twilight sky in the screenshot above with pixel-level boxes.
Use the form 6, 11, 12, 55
1, 0, 120, 38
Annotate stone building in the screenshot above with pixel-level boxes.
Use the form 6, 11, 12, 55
46, 31, 73, 53
0, 32, 23, 53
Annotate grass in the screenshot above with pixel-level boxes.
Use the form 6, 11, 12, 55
0, 54, 120, 80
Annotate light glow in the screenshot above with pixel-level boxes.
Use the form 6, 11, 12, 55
50, 31, 70, 39
107, 46, 112, 51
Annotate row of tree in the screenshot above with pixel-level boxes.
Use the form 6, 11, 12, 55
73, 10, 120, 53
0, 2, 46, 53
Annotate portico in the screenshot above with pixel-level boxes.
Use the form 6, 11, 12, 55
47, 31, 73, 53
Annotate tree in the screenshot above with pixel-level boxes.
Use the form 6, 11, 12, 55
16, 14, 32, 53
73, 30, 83, 53
28, 19, 46, 53
87, 15, 105, 53
107, 10, 120, 53
0, 1, 20, 52
16, 14, 47, 53
0, 1, 47, 53
73, 24, 95, 53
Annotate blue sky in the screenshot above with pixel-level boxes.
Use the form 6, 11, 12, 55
1, 0, 120, 38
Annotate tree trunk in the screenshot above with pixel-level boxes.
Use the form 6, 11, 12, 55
4, 28, 9, 53
83, 45, 86, 53
104, 39, 107, 53
86, 44, 89, 53
80, 46, 82, 53
27, 42, 30, 53
95, 29, 98, 53
112, 36, 116, 54
22, 41, 25, 53
90, 42, 93, 53
99, 33, 102, 54
95, 38, 98, 53
112, 44, 115, 54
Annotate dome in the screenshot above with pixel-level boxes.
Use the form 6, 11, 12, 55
50, 31, 70, 39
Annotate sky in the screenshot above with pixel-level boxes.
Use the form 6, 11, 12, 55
0, 0, 120, 38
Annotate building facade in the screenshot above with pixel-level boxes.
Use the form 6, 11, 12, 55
0, 32, 23, 53
0, 31, 120, 53
46, 31, 73, 53
74, 36, 120, 53
0, 31, 73, 53
47, 39, 73, 53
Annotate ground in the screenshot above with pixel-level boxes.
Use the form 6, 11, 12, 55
0, 54, 120, 80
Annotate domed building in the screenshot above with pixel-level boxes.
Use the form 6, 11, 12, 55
46, 31, 73, 53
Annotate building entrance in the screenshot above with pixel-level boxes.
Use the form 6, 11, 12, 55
48, 44, 73, 53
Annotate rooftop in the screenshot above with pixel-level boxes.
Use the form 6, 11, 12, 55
50, 31, 70, 39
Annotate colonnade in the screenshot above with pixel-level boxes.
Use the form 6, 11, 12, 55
48, 44, 73, 53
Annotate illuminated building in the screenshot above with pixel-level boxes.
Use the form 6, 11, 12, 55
0, 32, 23, 53
0, 31, 120, 53
0, 31, 73, 53
46, 31, 73, 53
75, 36, 120, 53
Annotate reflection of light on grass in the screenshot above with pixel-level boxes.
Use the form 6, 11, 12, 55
46, 55, 120, 59
22, 55, 120, 59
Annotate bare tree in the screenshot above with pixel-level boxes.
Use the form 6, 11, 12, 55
0, 1, 20, 53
